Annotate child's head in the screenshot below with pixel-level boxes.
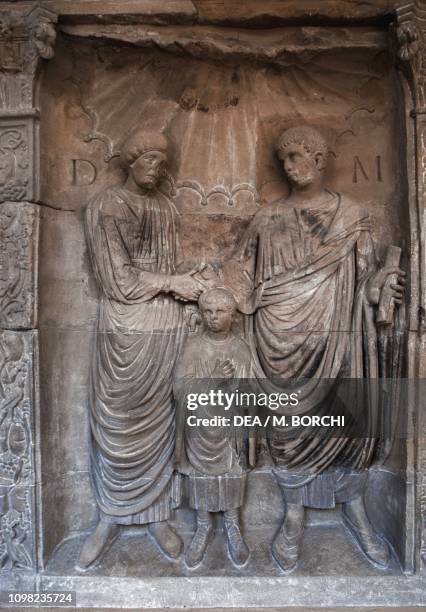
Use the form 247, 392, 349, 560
198, 288, 237, 334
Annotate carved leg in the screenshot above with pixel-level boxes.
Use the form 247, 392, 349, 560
185, 511, 213, 567
148, 520, 183, 559
76, 519, 120, 570
224, 508, 250, 567
272, 502, 304, 573
342, 496, 390, 568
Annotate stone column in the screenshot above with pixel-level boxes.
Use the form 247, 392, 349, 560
0, 2, 56, 586
396, 0, 426, 572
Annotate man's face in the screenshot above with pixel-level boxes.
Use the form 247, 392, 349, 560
280, 143, 322, 189
130, 150, 167, 190
201, 299, 234, 333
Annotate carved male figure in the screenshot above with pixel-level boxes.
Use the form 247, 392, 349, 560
78, 130, 204, 569
175, 288, 254, 567
226, 126, 405, 572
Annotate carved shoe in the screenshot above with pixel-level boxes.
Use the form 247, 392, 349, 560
271, 523, 302, 574
185, 520, 212, 567
224, 514, 250, 567
148, 521, 183, 560
342, 507, 390, 569
76, 520, 120, 570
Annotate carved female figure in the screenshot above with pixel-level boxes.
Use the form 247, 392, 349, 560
78, 130, 203, 569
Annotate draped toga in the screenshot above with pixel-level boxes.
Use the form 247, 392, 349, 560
85, 186, 184, 524
227, 191, 384, 508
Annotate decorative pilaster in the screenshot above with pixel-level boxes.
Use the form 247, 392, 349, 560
0, 3, 57, 203
0, 1, 57, 579
396, 0, 426, 572
0, 330, 37, 572
396, 0, 426, 328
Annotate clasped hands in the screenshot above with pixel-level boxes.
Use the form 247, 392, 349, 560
169, 263, 219, 302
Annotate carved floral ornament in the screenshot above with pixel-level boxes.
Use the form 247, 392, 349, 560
0, 202, 36, 329
0, 332, 33, 570
0, 128, 29, 202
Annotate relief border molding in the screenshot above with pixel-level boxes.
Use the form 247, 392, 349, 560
395, 0, 426, 574
0, 1, 57, 580
0, 1, 57, 324
0, 330, 38, 575
396, 0, 426, 330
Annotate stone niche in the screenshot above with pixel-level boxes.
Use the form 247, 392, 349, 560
1, 0, 425, 609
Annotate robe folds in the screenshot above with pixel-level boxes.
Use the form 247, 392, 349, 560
85, 186, 184, 524
174, 333, 254, 511
229, 191, 387, 507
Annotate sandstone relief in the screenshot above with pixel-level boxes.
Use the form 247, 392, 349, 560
66, 114, 406, 577
0, 2, 419, 608
34, 24, 414, 580
0, 202, 38, 330
0, 331, 35, 571
0, 125, 32, 203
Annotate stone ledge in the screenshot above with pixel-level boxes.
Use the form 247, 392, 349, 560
194, 0, 398, 25
38, 574, 426, 608
0, 0, 402, 26
0, 1, 197, 25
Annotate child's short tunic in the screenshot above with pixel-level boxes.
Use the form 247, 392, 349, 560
175, 332, 254, 511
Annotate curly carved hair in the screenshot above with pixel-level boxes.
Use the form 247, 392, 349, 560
199, 287, 237, 312
276, 126, 328, 160
119, 130, 168, 169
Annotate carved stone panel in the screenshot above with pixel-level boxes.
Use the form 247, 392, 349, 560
0, 202, 39, 330
0, 118, 37, 203
0, 0, 422, 607
36, 25, 413, 582
0, 330, 37, 572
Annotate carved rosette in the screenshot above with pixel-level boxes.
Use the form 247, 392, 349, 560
0, 331, 36, 571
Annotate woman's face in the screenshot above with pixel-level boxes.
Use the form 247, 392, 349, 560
129, 150, 167, 190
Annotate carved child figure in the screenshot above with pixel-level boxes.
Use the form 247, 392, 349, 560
175, 288, 255, 568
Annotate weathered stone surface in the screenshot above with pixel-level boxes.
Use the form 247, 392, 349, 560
61, 24, 388, 67
194, 0, 398, 25
1, 1, 197, 26
0, 330, 37, 573
0, 118, 37, 203
0, 202, 39, 330
0, 4, 57, 110
38, 573, 426, 608
395, 2, 426, 574
36, 27, 413, 581
0, 0, 423, 606
0, 1, 401, 26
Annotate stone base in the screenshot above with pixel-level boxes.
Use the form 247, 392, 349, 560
37, 572, 425, 608
36, 510, 422, 608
